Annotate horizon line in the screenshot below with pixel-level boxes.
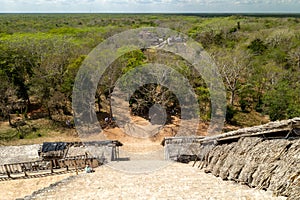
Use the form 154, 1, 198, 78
0, 11, 300, 14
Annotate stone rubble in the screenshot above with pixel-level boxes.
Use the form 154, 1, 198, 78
203, 137, 300, 200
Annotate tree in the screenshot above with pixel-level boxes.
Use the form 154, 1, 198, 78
0, 38, 35, 106
248, 59, 285, 112
96, 49, 146, 118
129, 83, 179, 120
0, 70, 32, 138
29, 36, 79, 120
263, 79, 300, 121
247, 38, 267, 55
213, 47, 251, 106
0, 70, 17, 119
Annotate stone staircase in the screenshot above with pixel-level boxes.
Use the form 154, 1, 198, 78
22, 162, 287, 200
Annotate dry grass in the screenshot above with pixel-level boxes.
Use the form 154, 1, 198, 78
0, 118, 80, 146
233, 111, 270, 127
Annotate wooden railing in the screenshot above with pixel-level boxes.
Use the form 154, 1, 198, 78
0, 155, 103, 181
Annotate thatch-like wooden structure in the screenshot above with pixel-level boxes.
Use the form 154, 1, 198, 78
162, 117, 300, 147
161, 117, 300, 200
205, 117, 300, 142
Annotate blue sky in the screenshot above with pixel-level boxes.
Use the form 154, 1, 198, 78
1, 0, 300, 13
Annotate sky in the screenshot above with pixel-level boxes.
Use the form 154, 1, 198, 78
1, 0, 300, 13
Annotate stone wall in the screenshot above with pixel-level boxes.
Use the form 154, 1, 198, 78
201, 137, 300, 200
67, 145, 118, 161
163, 136, 206, 161
0, 144, 40, 165
0, 141, 121, 165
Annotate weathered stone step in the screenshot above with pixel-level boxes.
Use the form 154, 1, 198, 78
23, 162, 286, 200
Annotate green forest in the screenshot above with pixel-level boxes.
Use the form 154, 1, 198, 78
0, 14, 299, 141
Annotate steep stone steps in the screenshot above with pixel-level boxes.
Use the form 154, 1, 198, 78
23, 161, 286, 200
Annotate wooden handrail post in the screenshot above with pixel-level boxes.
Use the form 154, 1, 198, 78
50, 160, 54, 173
63, 159, 69, 171
4, 164, 11, 178
22, 164, 28, 177
85, 152, 88, 165
74, 159, 78, 175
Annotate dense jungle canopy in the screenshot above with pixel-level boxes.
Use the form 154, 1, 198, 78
0, 14, 299, 134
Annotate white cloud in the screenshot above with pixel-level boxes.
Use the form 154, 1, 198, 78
233, 0, 299, 5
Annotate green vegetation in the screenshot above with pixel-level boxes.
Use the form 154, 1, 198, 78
0, 14, 299, 141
